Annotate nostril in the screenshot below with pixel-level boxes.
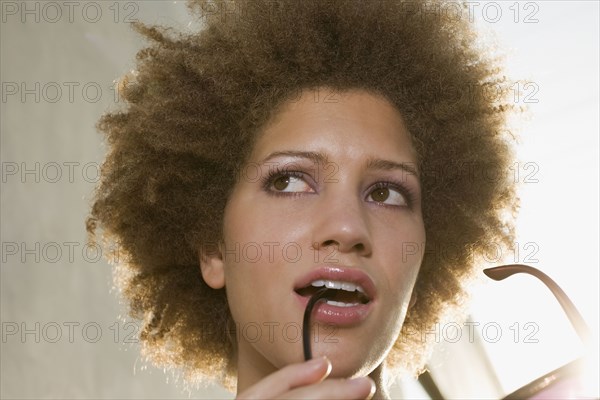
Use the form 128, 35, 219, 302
322, 240, 338, 248
316, 240, 367, 255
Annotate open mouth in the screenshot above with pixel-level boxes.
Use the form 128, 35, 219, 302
295, 280, 371, 307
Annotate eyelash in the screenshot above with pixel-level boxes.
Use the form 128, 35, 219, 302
261, 167, 415, 208
368, 181, 415, 209
261, 168, 311, 198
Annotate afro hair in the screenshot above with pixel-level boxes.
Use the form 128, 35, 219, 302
88, 0, 518, 388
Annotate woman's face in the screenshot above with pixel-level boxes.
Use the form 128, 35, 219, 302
201, 87, 425, 386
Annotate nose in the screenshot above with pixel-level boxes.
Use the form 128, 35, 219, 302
311, 192, 372, 257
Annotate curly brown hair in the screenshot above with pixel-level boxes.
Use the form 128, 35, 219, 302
88, 0, 518, 388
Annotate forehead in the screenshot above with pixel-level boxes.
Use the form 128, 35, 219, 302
250, 88, 417, 166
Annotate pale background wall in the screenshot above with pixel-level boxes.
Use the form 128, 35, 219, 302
1, 1, 230, 398
1, 1, 598, 399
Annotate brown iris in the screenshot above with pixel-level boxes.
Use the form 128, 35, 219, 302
371, 187, 389, 202
273, 176, 290, 191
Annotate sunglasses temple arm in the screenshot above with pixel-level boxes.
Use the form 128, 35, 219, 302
483, 264, 592, 346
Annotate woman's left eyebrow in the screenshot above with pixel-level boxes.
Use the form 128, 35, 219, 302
364, 157, 420, 179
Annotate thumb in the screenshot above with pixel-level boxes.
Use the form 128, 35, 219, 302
236, 356, 332, 399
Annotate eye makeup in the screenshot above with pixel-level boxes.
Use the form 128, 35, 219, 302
260, 167, 315, 195
365, 181, 413, 208
261, 166, 416, 208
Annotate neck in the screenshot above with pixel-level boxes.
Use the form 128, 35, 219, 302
369, 363, 391, 400
235, 343, 278, 394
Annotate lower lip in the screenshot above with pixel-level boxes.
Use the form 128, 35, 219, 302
294, 292, 374, 326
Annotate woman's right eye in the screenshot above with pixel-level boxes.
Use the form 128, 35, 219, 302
267, 173, 313, 193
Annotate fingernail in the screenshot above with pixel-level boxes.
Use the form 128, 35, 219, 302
365, 378, 376, 400
307, 356, 332, 378
322, 356, 332, 377
307, 356, 327, 367
348, 377, 376, 399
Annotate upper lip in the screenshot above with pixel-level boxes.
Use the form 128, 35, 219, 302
294, 266, 377, 301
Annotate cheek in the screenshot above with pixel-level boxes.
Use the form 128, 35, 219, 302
222, 196, 256, 245
220, 200, 257, 303
220, 195, 286, 311
223, 188, 290, 244
380, 217, 425, 296
383, 213, 425, 256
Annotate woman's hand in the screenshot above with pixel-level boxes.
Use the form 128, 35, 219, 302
236, 357, 376, 400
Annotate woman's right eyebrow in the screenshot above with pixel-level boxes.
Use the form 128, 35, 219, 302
259, 150, 420, 179
259, 150, 329, 166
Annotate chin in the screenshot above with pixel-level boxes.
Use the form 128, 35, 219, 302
330, 357, 382, 379
312, 341, 383, 378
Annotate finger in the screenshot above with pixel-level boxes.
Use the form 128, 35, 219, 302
281, 376, 376, 400
236, 356, 332, 400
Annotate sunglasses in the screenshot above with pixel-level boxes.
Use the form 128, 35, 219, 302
302, 264, 597, 399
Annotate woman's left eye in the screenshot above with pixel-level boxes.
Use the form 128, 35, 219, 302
366, 184, 408, 207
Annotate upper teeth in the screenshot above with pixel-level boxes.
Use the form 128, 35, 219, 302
310, 280, 365, 294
